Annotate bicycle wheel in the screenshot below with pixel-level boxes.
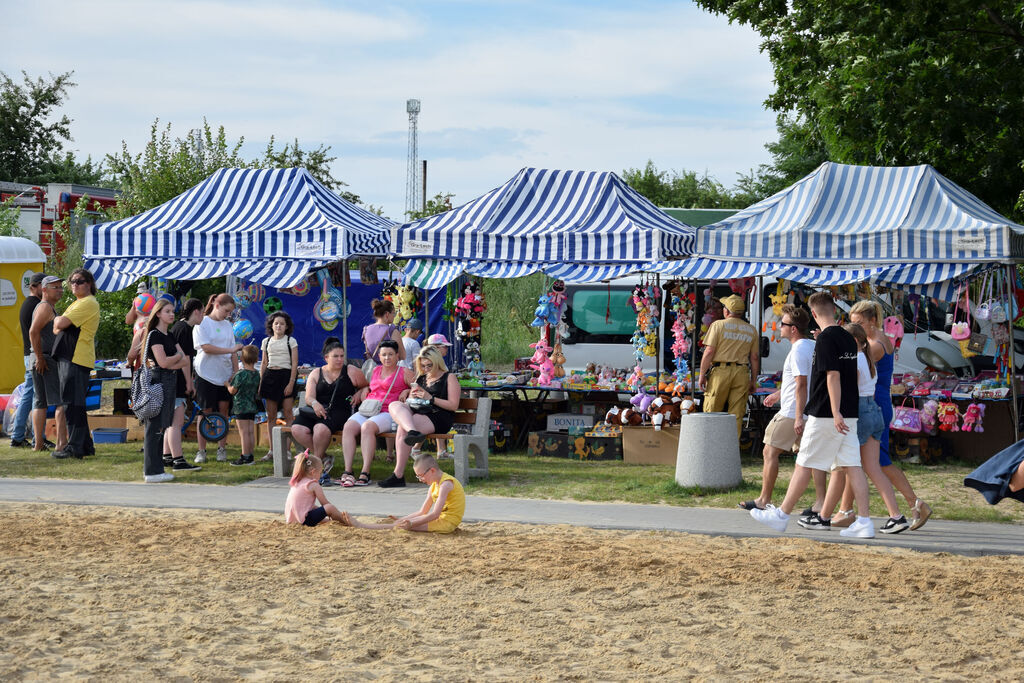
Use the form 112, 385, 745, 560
199, 413, 229, 442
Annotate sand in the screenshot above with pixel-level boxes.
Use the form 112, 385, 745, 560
1, 502, 1022, 681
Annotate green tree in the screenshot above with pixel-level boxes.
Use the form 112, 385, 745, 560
733, 115, 830, 204
0, 70, 103, 185
694, 0, 1024, 219
621, 161, 746, 208
406, 192, 454, 221
0, 196, 26, 237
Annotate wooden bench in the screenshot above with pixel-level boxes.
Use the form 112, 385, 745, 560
271, 397, 492, 485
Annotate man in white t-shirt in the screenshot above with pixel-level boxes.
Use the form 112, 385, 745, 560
738, 305, 825, 511
400, 318, 423, 369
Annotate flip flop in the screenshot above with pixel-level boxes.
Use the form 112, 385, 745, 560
737, 500, 764, 511
339, 472, 356, 488
354, 473, 371, 487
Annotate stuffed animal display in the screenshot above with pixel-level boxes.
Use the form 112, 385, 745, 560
920, 399, 939, 435
529, 338, 554, 386
455, 280, 485, 343
937, 401, 961, 432
961, 402, 985, 432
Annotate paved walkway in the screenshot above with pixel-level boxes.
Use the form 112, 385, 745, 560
1, 477, 1022, 557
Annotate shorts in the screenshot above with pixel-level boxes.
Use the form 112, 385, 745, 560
292, 409, 348, 435
795, 415, 861, 471
303, 506, 328, 527
856, 397, 885, 446
763, 413, 800, 452
174, 397, 188, 410
233, 412, 256, 421
427, 516, 461, 534
32, 360, 63, 409
195, 375, 231, 411
258, 368, 295, 403
347, 412, 397, 432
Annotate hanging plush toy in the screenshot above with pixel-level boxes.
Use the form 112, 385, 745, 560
550, 342, 566, 379
393, 284, 419, 329
883, 316, 904, 359
920, 399, 939, 435
937, 401, 961, 432
961, 403, 986, 432
528, 337, 553, 386
455, 280, 485, 343
465, 341, 485, 378
548, 279, 568, 322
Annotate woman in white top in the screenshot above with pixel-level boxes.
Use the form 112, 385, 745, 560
258, 311, 299, 461
813, 324, 908, 533
192, 293, 241, 463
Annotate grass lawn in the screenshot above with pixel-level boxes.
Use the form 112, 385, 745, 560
1, 438, 1020, 524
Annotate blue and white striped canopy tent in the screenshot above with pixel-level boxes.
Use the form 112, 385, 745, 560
698, 162, 1024, 265
647, 258, 981, 301
391, 167, 695, 265
84, 167, 393, 291
403, 259, 641, 290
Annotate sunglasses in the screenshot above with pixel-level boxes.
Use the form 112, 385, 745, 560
780, 322, 794, 327
69, 279, 87, 285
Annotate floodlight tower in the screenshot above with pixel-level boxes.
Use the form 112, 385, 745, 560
405, 99, 421, 217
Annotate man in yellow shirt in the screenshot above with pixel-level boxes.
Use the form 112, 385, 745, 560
699, 294, 759, 438
53, 268, 100, 459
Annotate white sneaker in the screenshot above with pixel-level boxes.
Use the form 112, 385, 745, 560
194, 450, 207, 464
216, 445, 228, 461
750, 504, 789, 533
839, 517, 875, 538
144, 472, 175, 483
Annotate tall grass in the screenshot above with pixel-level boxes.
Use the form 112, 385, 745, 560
480, 273, 549, 369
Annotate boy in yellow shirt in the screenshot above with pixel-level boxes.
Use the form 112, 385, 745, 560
342, 455, 465, 533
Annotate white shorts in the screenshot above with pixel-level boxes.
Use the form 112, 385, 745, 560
346, 412, 397, 432
795, 415, 861, 471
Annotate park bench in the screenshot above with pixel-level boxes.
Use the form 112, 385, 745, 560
271, 397, 491, 485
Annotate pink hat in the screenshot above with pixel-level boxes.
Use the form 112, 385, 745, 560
426, 333, 452, 346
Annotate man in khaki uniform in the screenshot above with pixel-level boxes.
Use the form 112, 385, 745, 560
699, 294, 759, 437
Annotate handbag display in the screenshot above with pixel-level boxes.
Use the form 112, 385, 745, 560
357, 365, 401, 418
890, 398, 923, 434
131, 332, 165, 421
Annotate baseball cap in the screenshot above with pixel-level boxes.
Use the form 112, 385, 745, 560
41, 275, 64, 287
721, 294, 746, 314
406, 318, 424, 331
426, 333, 452, 346
136, 281, 150, 293
28, 272, 45, 286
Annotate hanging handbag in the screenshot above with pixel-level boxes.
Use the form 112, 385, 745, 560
975, 273, 992, 320
131, 331, 165, 421
950, 285, 972, 341
966, 332, 990, 356
357, 365, 401, 417
890, 398, 922, 434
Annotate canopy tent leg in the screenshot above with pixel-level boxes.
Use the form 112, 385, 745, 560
691, 278, 701, 395
342, 263, 348, 351
1007, 265, 1020, 442
655, 273, 661, 390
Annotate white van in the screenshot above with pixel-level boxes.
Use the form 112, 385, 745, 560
559, 277, 1024, 377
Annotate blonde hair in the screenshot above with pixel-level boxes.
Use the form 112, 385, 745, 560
290, 450, 323, 486
849, 300, 883, 326
414, 346, 448, 376
844, 323, 876, 378
145, 299, 174, 334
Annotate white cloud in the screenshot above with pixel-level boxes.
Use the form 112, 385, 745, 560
2, 0, 777, 219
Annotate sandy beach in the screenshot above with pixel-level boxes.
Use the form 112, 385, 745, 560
1, 502, 1022, 680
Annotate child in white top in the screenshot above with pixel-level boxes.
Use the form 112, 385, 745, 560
259, 312, 299, 461
285, 451, 350, 526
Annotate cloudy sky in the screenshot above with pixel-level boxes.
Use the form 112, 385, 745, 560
5, 0, 777, 220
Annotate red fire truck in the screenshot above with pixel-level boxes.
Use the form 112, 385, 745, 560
0, 181, 119, 255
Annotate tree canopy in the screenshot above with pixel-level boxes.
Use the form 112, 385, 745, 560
695, 0, 1024, 218
621, 161, 755, 209
0, 70, 103, 185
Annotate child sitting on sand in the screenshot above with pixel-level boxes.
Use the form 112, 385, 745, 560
342, 455, 465, 533
285, 451, 349, 526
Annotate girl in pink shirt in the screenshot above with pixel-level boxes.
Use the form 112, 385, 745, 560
284, 451, 349, 526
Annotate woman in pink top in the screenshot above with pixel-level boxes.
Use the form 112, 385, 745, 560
340, 341, 414, 487
285, 451, 349, 526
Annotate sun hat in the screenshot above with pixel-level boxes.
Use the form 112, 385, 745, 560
721, 294, 746, 314
426, 333, 452, 346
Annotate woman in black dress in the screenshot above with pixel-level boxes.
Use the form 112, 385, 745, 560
384, 346, 462, 487
141, 299, 190, 482
291, 338, 367, 474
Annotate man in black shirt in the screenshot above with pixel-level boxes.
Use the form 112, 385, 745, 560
11, 273, 52, 449
751, 292, 876, 538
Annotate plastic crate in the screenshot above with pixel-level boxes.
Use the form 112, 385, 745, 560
92, 427, 128, 444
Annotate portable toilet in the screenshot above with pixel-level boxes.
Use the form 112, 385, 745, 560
0, 236, 47, 393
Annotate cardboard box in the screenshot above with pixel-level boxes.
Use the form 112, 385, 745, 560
526, 431, 622, 460
546, 413, 595, 432
622, 426, 679, 465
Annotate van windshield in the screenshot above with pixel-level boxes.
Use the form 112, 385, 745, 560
568, 289, 635, 341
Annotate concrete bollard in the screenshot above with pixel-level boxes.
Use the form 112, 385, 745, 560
675, 412, 742, 489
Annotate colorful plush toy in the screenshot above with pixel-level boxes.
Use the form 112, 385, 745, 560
883, 316, 904, 359
550, 342, 566, 379
528, 338, 554, 386
937, 401, 961, 432
920, 399, 939, 435
961, 402, 986, 432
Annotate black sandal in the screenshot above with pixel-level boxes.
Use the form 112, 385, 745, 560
737, 500, 764, 511
354, 472, 371, 487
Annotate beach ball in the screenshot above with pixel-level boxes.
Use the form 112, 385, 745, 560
247, 283, 266, 303
287, 279, 310, 297
234, 291, 252, 307
134, 292, 157, 315
233, 319, 254, 341
263, 296, 283, 314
